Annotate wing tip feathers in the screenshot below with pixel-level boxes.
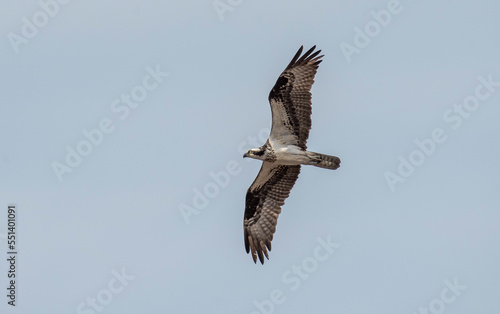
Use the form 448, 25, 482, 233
286, 45, 324, 70
245, 233, 272, 265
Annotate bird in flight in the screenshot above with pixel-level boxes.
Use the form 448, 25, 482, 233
243, 45, 341, 264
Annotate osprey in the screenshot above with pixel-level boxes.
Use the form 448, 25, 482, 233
243, 46, 341, 264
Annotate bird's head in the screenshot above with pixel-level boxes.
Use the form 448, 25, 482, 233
243, 148, 266, 160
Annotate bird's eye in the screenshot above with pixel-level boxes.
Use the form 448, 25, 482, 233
248, 150, 252, 155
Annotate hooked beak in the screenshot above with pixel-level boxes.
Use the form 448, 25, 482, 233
243, 152, 249, 158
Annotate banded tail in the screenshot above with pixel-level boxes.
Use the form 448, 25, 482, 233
306, 151, 341, 170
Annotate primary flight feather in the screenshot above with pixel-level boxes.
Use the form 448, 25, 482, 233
243, 46, 341, 264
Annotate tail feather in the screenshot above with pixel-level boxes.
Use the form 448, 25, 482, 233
306, 151, 341, 170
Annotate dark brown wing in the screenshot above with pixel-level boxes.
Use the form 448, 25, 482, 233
268, 46, 323, 150
244, 162, 301, 264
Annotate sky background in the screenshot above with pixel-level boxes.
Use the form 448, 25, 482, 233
1, 0, 500, 313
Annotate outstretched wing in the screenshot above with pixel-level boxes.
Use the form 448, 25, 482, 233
268, 46, 323, 150
244, 163, 301, 264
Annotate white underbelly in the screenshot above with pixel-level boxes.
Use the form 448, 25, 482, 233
272, 144, 309, 165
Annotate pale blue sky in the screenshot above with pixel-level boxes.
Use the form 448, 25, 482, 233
1, 0, 500, 313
